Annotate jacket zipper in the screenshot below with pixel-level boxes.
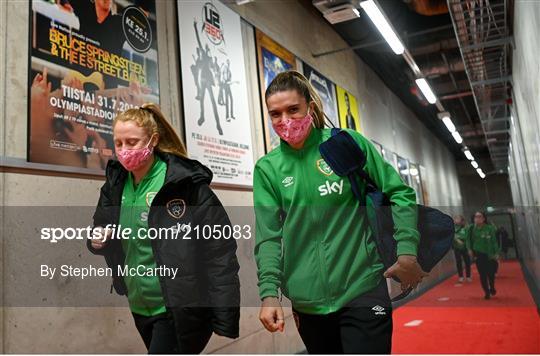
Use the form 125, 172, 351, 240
148, 182, 172, 309
298, 149, 332, 307
147, 177, 191, 309
107, 161, 187, 311
110, 177, 125, 294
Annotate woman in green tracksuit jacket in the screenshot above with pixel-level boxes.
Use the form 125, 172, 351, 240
469, 211, 500, 299
89, 103, 240, 353
254, 71, 426, 354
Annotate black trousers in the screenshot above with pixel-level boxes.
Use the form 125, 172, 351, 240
293, 279, 393, 354
454, 248, 471, 278
132, 311, 212, 354
475, 252, 497, 295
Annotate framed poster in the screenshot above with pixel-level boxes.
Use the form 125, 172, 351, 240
372, 140, 383, 156
28, 0, 159, 170
408, 161, 424, 204
381, 146, 397, 169
419, 165, 430, 205
336, 85, 361, 132
255, 29, 296, 152
302, 63, 339, 128
396, 155, 411, 185
178, 0, 254, 187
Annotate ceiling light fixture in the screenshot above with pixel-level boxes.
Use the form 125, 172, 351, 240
360, 0, 404, 55
452, 131, 463, 144
415, 78, 437, 104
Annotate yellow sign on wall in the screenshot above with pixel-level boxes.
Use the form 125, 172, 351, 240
336, 85, 361, 132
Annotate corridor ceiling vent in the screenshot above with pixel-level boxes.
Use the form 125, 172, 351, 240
448, 0, 513, 173
313, 0, 362, 24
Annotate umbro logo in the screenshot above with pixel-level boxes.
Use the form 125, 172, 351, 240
282, 176, 294, 188
372, 305, 386, 315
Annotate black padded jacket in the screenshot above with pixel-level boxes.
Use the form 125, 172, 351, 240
87, 152, 240, 339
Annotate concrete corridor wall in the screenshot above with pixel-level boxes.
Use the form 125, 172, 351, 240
508, 1, 540, 304
0, 0, 462, 353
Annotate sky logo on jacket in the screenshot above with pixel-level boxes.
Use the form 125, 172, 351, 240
140, 211, 148, 222
318, 180, 343, 196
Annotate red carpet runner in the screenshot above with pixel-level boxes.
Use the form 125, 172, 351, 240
392, 260, 540, 354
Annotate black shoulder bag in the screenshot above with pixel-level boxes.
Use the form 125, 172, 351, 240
319, 128, 455, 301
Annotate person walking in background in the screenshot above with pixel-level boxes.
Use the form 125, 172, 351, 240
469, 211, 500, 300
453, 215, 472, 283
253, 71, 426, 354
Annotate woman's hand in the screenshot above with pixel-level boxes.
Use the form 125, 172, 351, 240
90, 226, 112, 250
259, 297, 284, 333
383, 255, 428, 291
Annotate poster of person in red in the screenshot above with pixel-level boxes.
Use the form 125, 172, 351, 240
28, 0, 159, 170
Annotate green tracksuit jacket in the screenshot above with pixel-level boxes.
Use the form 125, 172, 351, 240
120, 156, 167, 316
253, 128, 419, 314
453, 224, 469, 250
470, 223, 500, 259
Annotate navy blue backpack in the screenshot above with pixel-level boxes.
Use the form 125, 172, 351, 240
319, 129, 454, 301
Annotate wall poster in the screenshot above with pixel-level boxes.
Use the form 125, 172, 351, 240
178, 0, 254, 187
29, 0, 159, 170
302, 62, 339, 128
255, 29, 296, 152
336, 85, 361, 132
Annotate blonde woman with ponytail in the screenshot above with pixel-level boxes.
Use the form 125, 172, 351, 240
88, 103, 240, 353
254, 71, 423, 353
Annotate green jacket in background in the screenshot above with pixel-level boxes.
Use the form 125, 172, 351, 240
253, 128, 419, 314
453, 224, 470, 250
470, 223, 500, 259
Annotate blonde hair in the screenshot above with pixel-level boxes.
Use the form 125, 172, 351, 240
265, 70, 326, 129
113, 103, 188, 158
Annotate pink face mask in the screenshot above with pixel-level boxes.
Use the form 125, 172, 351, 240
272, 112, 313, 146
116, 136, 155, 171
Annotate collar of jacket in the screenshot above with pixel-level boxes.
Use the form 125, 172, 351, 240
105, 151, 213, 186
279, 127, 323, 155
